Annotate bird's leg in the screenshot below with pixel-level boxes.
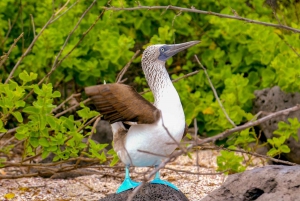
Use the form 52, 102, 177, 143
116, 166, 140, 193
150, 165, 179, 191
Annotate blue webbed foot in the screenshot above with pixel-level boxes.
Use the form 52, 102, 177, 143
116, 166, 140, 193
150, 166, 179, 191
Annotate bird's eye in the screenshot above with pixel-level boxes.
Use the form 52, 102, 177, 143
160, 48, 165, 52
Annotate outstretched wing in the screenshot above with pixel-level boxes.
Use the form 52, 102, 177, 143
85, 83, 160, 124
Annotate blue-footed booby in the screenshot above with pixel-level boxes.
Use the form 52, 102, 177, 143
85, 41, 199, 193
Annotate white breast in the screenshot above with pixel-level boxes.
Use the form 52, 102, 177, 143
122, 84, 185, 167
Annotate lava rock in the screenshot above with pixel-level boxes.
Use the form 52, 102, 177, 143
99, 183, 189, 201
201, 165, 300, 201
93, 120, 113, 148
252, 86, 300, 163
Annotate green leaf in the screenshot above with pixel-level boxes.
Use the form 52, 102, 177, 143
52, 91, 61, 98
267, 147, 279, 157
15, 100, 26, 108
29, 137, 39, 148
15, 132, 26, 140
12, 111, 23, 123
19, 70, 31, 83
110, 155, 119, 166
41, 150, 50, 159
23, 106, 40, 114
279, 145, 290, 153
39, 138, 49, 147
46, 115, 57, 129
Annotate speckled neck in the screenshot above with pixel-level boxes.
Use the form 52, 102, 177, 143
142, 60, 174, 105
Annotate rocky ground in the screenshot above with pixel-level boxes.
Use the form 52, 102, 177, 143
0, 150, 229, 201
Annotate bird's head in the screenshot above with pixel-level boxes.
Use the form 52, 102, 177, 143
142, 41, 200, 63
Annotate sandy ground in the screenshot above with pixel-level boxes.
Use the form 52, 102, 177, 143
0, 150, 227, 201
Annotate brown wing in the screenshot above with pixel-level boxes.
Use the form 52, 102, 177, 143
85, 83, 160, 124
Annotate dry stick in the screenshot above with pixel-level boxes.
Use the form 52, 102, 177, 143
51, 0, 79, 24
116, 50, 141, 83
1, 5, 22, 48
52, 93, 81, 113
30, 14, 36, 38
52, 0, 96, 73
272, 10, 300, 58
75, 116, 101, 167
1, 19, 11, 47
54, 98, 91, 117
23, 2, 107, 101
54, 0, 70, 16
194, 55, 236, 128
0, 33, 24, 69
140, 70, 200, 95
4, 14, 55, 84
193, 118, 200, 180
126, 104, 300, 201
0, 173, 38, 179
208, 146, 298, 166
164, 167, 227, 175
104, 5, 300, 33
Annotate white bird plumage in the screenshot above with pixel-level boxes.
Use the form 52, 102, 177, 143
111, 44, 185, 167
85, 40, 200, 193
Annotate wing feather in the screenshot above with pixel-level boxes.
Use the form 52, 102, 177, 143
85, 83, 160, 124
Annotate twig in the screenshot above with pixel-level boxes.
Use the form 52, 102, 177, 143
51, 0, 79, 24
164, 167, 228, 175
116, 50, 140, 83
75, 116, 101, 166
4, 14, 55, 84
139, 70, 200, 95
23, 1, 108, 102
52, 93, 81, 113
194, 55, 236, 128
272, 9, 300, 58
54, 98, 91, 117
0, 33, 24, 69
104, 5, 300, 33
49, 0, 97, 80
196, 104, 300, 146
220, 147, 297, 166
54, 0, 70, 16
30, 14, 36, 38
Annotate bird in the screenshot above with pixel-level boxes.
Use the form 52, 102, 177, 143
85, 41, 200, 193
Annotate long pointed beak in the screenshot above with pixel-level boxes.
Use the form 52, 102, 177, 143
164, 41, 200, 59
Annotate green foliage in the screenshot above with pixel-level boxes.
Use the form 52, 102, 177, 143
267, 118, 300, 157
217, 150, 246, 174
0, 0, 299, 171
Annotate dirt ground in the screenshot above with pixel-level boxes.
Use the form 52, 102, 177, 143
0, 150, 227, 201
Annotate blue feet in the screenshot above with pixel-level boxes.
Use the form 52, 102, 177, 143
150, 166, 179, 191
116, 166, 140, 193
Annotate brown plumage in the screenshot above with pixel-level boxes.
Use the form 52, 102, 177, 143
85, 83, 160, 124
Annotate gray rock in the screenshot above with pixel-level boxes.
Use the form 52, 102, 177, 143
93, 120, 113, 147
252, 86, 300, 163
99, 183, 189, 201
201, 165, 300, 201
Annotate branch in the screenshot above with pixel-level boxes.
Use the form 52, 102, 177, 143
116, 50, 140, 83
4, 14, 55, 84
0, 33, 23, 69
50, 0, 79, 24
104, 5, 300, 33
194, 55, 236, 127
30, 14, 36, 38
